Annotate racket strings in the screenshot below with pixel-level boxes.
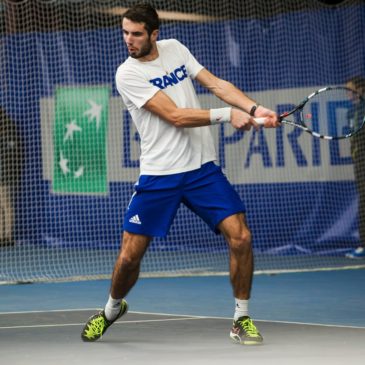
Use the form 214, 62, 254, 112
301, 87, 365, 139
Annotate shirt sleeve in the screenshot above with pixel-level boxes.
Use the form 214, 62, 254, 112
115, 65, 160, 109
175, 40, 204, 79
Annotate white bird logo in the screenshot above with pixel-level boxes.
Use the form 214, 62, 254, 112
74, 166, 84, 178
59, 151, 70, 174
64, 120, 82, 142
83, 99, 103, 129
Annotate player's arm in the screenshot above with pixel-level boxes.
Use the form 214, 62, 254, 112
144, 90, 210, 127
144, 90, 255, 131
195, 68, 279, 128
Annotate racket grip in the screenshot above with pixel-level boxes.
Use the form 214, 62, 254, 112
254, 117, 266, 125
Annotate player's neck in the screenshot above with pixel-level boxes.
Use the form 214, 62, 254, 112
138, 43, 159, 62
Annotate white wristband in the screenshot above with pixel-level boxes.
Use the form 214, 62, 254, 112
210, 107, 232, 125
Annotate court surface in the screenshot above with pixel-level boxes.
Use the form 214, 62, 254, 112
1, 270, 364, 365
1, 310, 364, 365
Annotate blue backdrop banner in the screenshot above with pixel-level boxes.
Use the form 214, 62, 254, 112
1, 5, 364, 257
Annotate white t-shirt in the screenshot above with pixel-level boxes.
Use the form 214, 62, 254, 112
115, 39, 216, 175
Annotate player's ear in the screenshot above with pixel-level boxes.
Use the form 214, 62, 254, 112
150, 29, 159, 42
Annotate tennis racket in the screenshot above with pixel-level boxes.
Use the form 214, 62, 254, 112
255, 86, 365, 140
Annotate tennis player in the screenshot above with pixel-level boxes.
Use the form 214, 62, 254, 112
81, 2, 279, 345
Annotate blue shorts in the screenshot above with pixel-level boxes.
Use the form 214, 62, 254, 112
123, 162, 245, 237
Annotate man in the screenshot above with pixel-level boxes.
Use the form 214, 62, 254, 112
0, 107, 22, 247
81, 3, 279, 345
346, 76, 365, 259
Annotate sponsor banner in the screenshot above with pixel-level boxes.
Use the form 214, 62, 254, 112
52, 86, 109, 194
41, 87, 354, 186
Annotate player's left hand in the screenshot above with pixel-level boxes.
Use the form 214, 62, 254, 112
252, 106, 280, 128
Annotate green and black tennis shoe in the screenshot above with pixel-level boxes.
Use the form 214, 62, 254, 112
229, 316, 263, 345
81, 299, 128, 342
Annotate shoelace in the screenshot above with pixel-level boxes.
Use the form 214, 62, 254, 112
237, 318, 260, 337
87, 316, 106, 336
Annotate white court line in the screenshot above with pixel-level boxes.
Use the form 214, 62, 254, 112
0, 309, 364, 330
0, 308, 109, 315
0, 316, 204, 330
131, 310, 365, 330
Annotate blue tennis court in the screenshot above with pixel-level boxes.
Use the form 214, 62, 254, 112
1, 270, 364, 364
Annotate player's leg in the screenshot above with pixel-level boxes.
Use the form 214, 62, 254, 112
218, 213, 263, 345
110, 231, 151, 300
81, 232, 151, 342
181, 163, 253, 298
218, 213, 253, 301
181, 163, 263, 344
81, 173, 182, 342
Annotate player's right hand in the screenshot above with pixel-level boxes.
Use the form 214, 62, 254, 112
230, 108, 257, 131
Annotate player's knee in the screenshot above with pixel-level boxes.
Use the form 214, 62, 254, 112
118, 254, 140, 273
229, 229, 252, 253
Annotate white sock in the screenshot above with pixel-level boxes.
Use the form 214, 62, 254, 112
234, 298, 249, 321
104, 295, 123, 321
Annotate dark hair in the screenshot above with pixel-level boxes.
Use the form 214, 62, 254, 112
347, 76, 365, 95
122, 3, 160, 35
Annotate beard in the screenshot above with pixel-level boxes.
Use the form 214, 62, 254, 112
129, 39, 153, 59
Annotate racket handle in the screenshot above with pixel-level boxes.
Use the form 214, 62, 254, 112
254, 117, 266, 125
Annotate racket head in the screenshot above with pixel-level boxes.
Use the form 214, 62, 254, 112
298, 86, 365, 139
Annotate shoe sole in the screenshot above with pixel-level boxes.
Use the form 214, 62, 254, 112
230, 333, 263, 345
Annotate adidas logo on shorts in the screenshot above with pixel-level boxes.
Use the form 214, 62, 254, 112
129, 215, 142, 225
